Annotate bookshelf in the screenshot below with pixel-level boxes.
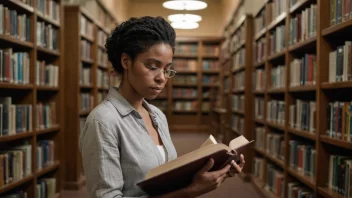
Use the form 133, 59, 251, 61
0, 0, 63, 197
249, 0, 352, 197
149, 37, 222, 133
63, 5, 112, 190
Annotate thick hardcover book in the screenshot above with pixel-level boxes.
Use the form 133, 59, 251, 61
137, 135, 254, 196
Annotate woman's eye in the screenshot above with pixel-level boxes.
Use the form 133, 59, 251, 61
149, 66, 159, 71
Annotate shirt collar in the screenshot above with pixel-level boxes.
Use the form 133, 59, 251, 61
106, 87, 157, 118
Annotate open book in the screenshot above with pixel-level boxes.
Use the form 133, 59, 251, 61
137, 135, 254, 196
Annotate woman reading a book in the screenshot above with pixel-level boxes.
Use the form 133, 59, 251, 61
79, 16, 245, 198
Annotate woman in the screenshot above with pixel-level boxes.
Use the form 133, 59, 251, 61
79, 16, 245, 198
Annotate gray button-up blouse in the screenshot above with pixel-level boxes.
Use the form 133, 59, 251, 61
79, 87, 178, 198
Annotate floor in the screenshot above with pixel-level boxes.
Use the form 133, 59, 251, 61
62, 133, 261, 198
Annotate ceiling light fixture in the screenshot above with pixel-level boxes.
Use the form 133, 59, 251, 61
168, 14, 202, 23
163, 0, 208, 11
171, 21, 199, 29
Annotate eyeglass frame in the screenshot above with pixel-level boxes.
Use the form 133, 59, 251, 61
140, 61, 177, 78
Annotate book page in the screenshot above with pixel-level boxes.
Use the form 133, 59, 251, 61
200, 135, 217, 148
229, 135, 254, 152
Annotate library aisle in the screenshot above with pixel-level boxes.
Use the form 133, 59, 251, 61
1, 0, 352, 198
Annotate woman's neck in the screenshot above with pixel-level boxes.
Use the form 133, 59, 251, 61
117, 81, 144, 112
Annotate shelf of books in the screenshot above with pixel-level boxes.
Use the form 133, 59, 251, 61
250, 0, 352, 197
63, 4, 113, 190
160, 37, 221, 133
0, 0, 63, 197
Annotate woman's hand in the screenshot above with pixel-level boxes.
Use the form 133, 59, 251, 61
186, 158, 231, 197
227, 154, 245, 177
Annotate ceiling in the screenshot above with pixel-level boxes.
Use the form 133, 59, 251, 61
129, 0, 222, 3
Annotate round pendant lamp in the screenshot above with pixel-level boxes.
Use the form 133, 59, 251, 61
163, 0, 208, 11
168, 14, 202, 23
171, 21, 199, 29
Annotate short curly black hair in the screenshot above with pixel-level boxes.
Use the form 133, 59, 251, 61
105, 16, 176, 74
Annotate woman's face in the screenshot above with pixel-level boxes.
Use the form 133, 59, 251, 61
123, 42, 174, 100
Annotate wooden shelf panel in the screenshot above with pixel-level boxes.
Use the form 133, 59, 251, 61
98, 87, 109, 91
254, 147, 266, 156
268, 88, 285, 94
0, 83, 33, 89
254, 60, 265, 68
287, 167, 316, 190
213, 108, 227, 114
0, 174, 34, 194
202, 70, 220, 74
37, 47, 60, 56
320, 135, 352, 150
232, 109, 244, 115
288, 36, 317, 52
255, 27, 267, 41
251, 177, 278, 198
5, 0, 34, 13
288, 127, 316, 140
36, 125, 60, 135
0, 35, 34, 48
81, 58, 94, 65
173, 96, 198, 100
203, 55, 219, 59
80, 85, 93, 89
289, 85, 316, 92
98, 64, 108, 69
202, 84, 219, 88
253, 90, 265, 95
254, 118, 265, 124
268, 51, 286, 61
232, 89, 245, 94
266, 153, 285, 169
80, 110, 91, 116
36, 86, 59, 91
289, 0, 311, 14
266, 121, 285, 131
321, 81, 352, 89
232, 66, 245, 73
322, 19, 352, 36
36, 12, 60, 27
318, 187, 344, 198
80, 34, 94, 42
172, 110, 198, 113
173, 54, 198, 59
36, 161, 60, 177
172, 83, 198, 87
0, 132, 33, 143
268, 12, 286, 31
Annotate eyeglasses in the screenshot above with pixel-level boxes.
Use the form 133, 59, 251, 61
142, 62, 177, 78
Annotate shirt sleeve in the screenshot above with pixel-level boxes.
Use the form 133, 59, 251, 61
79, 119, 149, 198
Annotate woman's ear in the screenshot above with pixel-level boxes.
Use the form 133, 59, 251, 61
121, 53, 130, 70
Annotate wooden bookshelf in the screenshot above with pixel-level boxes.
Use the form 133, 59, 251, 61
0, 0, 64, 197
63, 4, 114, 190
248, 0, 352, 197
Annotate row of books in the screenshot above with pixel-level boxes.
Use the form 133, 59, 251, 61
287, 182, 314, 198
255, 97, 264, 120
270, 65, 285, 89
289, 4, 317, 46
232, 48, 245, 70
173, 59, 197, 71
270, 25, 286, 55
81, 39, 92, 61
266, 132, 285, 161
290, 54, 317, 87
36, 60, 59, 87
252, 157, 265, 181
330, 0, 352, 26
173, 101, 198, 111
80, 14, 94, 39
202, 60, 219, 70
266, 163, 285, 197
36, 22, 58, 51
0, 144, 32, 187
0, 97, 32, 136
289, 100, 316, 133
289, 140, 316, 178
97, 69, 108, 88
224, 77, 230, 90
255, 8, 266, 35
232, 115, 244, 135
97, 30, 107, 47
97, 92, 107, 104
232, 95, 244, 112
80, 64, 91, 86
37, 0, 60, 22
36, 140, 54, 170
253, 68, 265, 91
97, 48, 108, 67
203, 45, 220, 56
37, 178, 56, 198
172, 75, 197, 84
0, 49, 30, 84
267, 100, 286, 125
150, 100, 167, 112
268, 0, 286, 22
326, 101, 352, 141
172, 88, 197, 97
329, 41, 352, 83
254, 37, 266, 64
230, 26, 245, 53
80, 93, 94, 112
233, 71, 244, 91
255, 127, 265, 149
16, 0, 32, 6
174, 44, 198, 56
36, 102, 56, 130
0, 190, 27, 198
201, 101, 211, 112
202, 76, 218, 84
0, 5, 31, 41
328, 155, 352, 197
